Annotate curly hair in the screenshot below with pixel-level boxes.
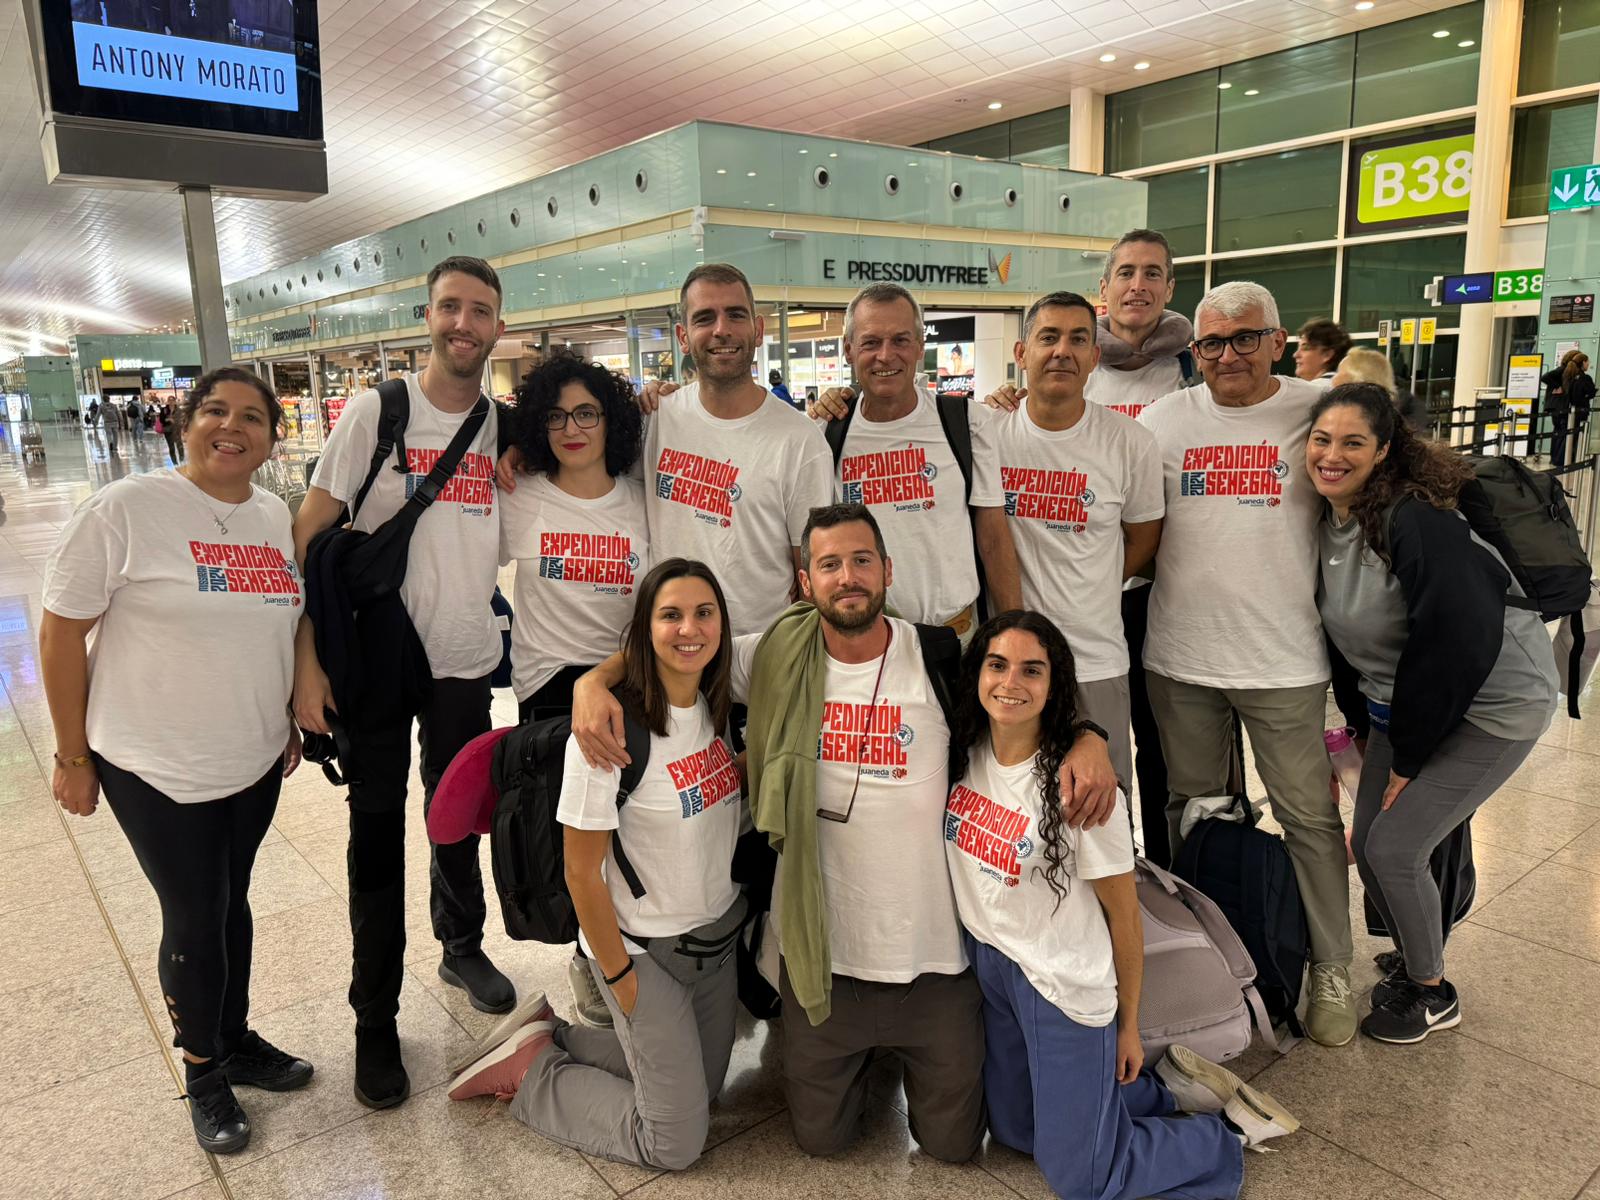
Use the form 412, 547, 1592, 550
509, 350, 643, 477
951, 610, 1082, 910
178, 367, 282, 444
1310, 382, 1472, 559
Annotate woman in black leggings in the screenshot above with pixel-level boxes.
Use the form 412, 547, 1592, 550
40, 369, 313, 1155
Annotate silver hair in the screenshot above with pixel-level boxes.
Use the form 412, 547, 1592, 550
844, 283, 925, 344
1195, 280, 1280, 330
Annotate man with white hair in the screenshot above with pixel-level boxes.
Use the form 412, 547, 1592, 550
1138, 280, 1355, 1047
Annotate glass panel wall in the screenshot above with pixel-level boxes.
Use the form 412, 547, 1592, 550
1342, 234, 1466, 331
1147, 167, 1209, 258
1519, 0, 1600, 95
922, 107, 1070, 167
1210, 250, 1338, 356
1213, 145, 1342, 252
1106, 71, 1220, 173
1352, 3, 1482, 126
1508, 98, 1600, 218
926, 122, 1009, 160
1218, 40, 1354, 152
1171, 263, 1207, 328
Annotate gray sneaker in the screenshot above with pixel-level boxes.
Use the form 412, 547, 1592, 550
569, 955, 615, 1029
1305, 962, 1357, 1047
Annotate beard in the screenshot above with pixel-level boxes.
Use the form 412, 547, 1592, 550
694, 340, 755, 382
815, 585, 885, 633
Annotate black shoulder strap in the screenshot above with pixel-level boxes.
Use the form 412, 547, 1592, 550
609, 695, 653, 901
349, 378, 411, 524
933, 393, 974, 505
823, 391, 858, 469
1177, 349, 1200, 387
913, 621, 962, 725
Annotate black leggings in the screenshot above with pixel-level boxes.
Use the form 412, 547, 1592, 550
98, 757, 282, 1059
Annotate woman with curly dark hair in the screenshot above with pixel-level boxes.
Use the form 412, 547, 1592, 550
945, 610, 1299, 1200
1308, 383, 1556, 1045
500, 350, 652, 1027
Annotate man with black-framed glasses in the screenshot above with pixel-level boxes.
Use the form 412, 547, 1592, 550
1137, 281, 1356, 1048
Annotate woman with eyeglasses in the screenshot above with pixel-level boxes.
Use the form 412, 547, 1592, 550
447, 559, 745, 1175
946, 610, 1301, 1200
499, 350, 651, 1027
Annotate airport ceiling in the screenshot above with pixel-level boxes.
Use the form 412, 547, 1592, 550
0, 0, 1467, 359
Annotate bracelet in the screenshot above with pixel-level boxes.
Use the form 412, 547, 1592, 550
53, 751, 92, 769
1074, 718, 1110, 743
602, 960, 634, 987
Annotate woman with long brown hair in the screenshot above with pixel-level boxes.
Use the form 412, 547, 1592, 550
1307, 383, 1556, 1044
1540, 348, 1593, 469
447, 558, 746, 1173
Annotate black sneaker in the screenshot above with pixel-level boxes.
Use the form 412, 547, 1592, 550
439, 950, 515, 1014
184, 1068, 251, 1154
1361, 978, 1461, 1044
221, 1031, 315, 1092
354, 1023, 410, 1110
1370, 957, 1408, 1009
1373, 948, 1405, 975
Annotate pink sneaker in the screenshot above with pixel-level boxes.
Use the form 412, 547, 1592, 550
447, 992, 555, 1075
447, 1021, 555, 1101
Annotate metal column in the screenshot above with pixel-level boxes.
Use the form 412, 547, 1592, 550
180, 187, 233, 373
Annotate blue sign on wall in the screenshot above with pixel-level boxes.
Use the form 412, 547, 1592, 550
1440, 272, 1495, 304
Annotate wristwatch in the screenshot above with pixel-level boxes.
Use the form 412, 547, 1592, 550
1074, 719, 1110, 743
54, 752, 92, 768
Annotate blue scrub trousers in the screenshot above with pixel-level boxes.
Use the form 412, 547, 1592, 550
968, 935, 1244, 1200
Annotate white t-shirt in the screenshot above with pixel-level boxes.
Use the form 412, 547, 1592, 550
1084, 357, 1188, 421
642, 384, 834, 637
946, 740, 1134, 1026
499, 473, 650, 702
1139, 377, 1329, 688
731, 619, 967, 982
557, 697, 742, 954
310, 373, 501, 680
43, 470, 298, 803
835, 393, 1002, 624
993, 399, 1164, 682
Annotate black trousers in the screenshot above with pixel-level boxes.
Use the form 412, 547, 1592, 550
1551, 408, 1571, 470
516, 663, 595, 726
345, 674, 492, 1028
1121, 586, 1172, 867
98, 757, 282, 1059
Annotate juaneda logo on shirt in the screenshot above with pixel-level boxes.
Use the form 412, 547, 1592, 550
1001, 466, 1095, 533
665, 738, 741, 818
818, 700, 914, 780
190, 542, 301, 607
655, 449, 740, 527
840, 447, 937, 511
945, 783, 1035, 887
537, 532, 639, 594
1179, 443, 1288, 506
404, 450, 495, 516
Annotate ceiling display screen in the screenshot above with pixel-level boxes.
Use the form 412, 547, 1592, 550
41, 2, 322, 140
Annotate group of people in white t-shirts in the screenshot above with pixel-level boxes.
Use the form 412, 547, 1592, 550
40, 242, 1554, 1200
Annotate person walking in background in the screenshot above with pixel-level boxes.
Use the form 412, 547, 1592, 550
102, 395, 123, 457
768, 369, 795, 406
160, 400, 186, 463
1293, 319, 1353, 384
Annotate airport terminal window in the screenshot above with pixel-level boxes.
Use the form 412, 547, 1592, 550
928, 122, 1010, 160
1508, 98, 1600, 217
1106, 71, 1220, 173
1519, 0, 1600, 94
1210, 249, 1337, 349
1218, 39, 1354, 153
1353, 3, 1482, 126
1171, 262, 1207, 327
1213, 145, 1340, 252
1342, 233, 1466, 331
1007, 109, 1070, 167
1146, 166, 1209, 258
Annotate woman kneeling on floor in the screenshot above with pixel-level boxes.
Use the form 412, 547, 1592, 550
1307, 384, 1557, 1044
40, 368, 313, 1155
448, 558, 745, 1172
946, 611, 1298, 1200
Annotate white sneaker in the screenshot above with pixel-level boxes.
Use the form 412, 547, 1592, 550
1155, 1044, 1244, 1114
1224, 1082, 1300, 1151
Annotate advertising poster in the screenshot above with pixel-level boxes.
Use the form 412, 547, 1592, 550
936, 343, 974, 400
1506, 354, 1543, 401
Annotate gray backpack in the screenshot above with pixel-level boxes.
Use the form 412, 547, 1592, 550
1136, 857, 1290, 1063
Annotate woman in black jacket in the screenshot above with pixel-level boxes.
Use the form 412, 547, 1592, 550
1305, 383, 1557, 1045
1541, 350, 1592, 469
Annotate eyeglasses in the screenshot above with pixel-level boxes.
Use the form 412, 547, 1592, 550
1192, 328, 1279, 360
544, 405, 603, 431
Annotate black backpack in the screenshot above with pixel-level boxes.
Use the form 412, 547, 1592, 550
488, 693, 652, 944
1171, 797, 1310, 1038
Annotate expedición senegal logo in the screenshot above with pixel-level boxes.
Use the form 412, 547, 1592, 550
665, 739, 741, 818
655, 449, 740, 524
841, 447, 936, 508
1179, 443, 1288, 503
945, 783, 1034, 886
1001, 465, 1094, 529
191, 541, 301, 605
537, 531, 638, 590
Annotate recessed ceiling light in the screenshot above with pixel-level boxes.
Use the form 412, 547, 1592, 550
1245, 89, 1260, 96
1432, 29, 1449, 37
746, 171, 757, 177
1218, 81, 1233, 89
1099, 53, 1116, 62
829, 152, 838, 158
987, 100, 1004, 109
1354, 1, 1373, 9
1458, 38, 1475, 46
716, 168, 727, 174
1134, 61, 1150, 70
798, 148, 809, 154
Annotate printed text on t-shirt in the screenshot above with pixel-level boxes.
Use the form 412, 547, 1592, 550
538, 531, 639, 593
655, 449, 740, 526
945, 782, 1034, 886
404, 449, 495, 515
818, 700, 913, 780
1001, 465, 1094, 532
841, 447, 937, 511
1179, 443, 1287, 505
190, 541, 301, 606
665, 738, 741, 818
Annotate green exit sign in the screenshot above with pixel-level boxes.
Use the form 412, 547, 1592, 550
1495, 269, 1543, 299
1550, 163, 1600, 212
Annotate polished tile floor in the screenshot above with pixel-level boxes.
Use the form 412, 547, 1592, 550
4, 421, 1600, 1200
